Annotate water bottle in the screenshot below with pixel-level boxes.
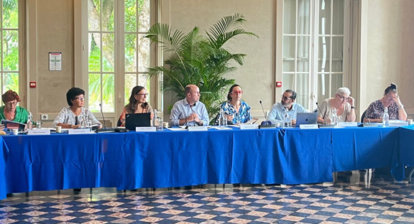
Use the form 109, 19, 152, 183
222, 110, 227, 126
383, 107, 389, 127
218, 109, 223, 126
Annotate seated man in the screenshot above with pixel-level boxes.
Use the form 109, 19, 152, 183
267, 89, 306, 126
170, 84, 209, 126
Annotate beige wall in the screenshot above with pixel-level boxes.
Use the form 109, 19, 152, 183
26, 0, 74, 123
160, 0, 276, 116
363, 0, 414, 116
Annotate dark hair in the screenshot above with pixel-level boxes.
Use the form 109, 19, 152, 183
384, 83, 397, 95
2, 90, 20, 104
126, 86, 147, 113
227, 84, 241, 101
284, 89, 297, 100
66, 87, 85, 106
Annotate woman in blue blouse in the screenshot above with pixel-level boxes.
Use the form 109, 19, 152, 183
219, 84, 252, 124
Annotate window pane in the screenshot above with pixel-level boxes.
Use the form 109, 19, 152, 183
332, 37, 343, 72
318, 36, 330, 72
2, 0, 18, 29
125, 34, 137, 72
3, 73, 18, 93
332, 0, 344, 35
297, 0, 310, 35
102, 73, 114, 112
101, 0, 114, 32
296, 73, 309, 107
283, 36, 295, 59
125, 74, 137, 104
2, 30, 19, 71
88, 0, 100, 32
319, 0, 331, 35
88, 33, 101, 72
331, 73, 343, 96
282, 73, 295, 90
283, 60, 294, 72
297, 36, 309, 72
138, 74, 150, 90
138, 34, 150, 72
318, 73, 329, 100
138, 0, 150, 32
88, 73, 101, 112
125, 0, 137, 32
102, 33, 114, 72
283, 0, 296, 34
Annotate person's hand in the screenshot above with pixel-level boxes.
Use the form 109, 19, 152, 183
71, 124, 81, 129
347, 96, 355, 107
392, 94, 403, 107
187, 113, 199, 122
226, 115, 233, 121
291, 119, 296, 126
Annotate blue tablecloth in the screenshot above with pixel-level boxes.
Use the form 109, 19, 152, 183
1, 126, 413, 200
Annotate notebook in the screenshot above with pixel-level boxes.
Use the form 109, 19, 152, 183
295, 112, 318, 127
125, 113, 151, 130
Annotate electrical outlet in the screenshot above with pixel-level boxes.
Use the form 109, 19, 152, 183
41, 114, 48, 120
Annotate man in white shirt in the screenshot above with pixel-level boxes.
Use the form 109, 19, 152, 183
170, 84, 209, 126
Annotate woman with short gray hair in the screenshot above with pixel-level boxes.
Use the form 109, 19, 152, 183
317, 87, 356, 124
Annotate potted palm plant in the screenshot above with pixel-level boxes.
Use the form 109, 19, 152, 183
145, 14, 257, 123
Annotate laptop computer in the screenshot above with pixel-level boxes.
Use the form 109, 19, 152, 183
125, 113, 151, 131
2, 120, 26, 131
295, 112, 318, 127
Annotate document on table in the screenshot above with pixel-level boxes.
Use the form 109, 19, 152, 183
168, 127, 187, 131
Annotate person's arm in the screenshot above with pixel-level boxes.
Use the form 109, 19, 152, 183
346, 97, 356, 122
363, 103, 381, 123
199, 104, 209, 126
394, 96, 407, 121
170, 102, 185, 126
118, 108, 127, 127
267, 105, 281, 124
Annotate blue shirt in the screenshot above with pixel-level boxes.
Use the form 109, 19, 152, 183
267, 102, 306, 124
219, 100, 252, 124
170, 99, 209, 126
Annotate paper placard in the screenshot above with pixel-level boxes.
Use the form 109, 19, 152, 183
68, 128, 93, 135
299, 124, 319, 129
188, 126, 208, 131
135, 127, 156, 132
388, 120, 408, 127
239, 124, 259, 130
338, 122, 358, 127
28, 129, 51, 135
211, 126, 232, 130
168, 128, 187, 131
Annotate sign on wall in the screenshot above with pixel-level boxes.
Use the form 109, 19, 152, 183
49, 52, 62, 71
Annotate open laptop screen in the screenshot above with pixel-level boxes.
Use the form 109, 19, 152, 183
295, 112, 318, 127
125, 113, 151, 130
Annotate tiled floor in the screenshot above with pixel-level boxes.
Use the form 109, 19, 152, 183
1, 170, 414, 223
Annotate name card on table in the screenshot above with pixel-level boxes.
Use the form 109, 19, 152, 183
239, 124, 259, 130
68, 128, 93, 135
299, 124, 319, 129
188, 126, 208, 132
388, 120, 409, 127
338, 122, 358, 127
28, 128, 51, 135
135, 127, 156, 132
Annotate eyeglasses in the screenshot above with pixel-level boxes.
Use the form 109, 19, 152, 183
136, 93, 148, 96
232, 90, 243, 94
337, 95, 349, 101
5, 101, 17, 106
282, 96, 292, 100
75, 97, 85, 101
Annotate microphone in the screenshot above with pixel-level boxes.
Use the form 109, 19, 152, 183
259, 100, 267, 120
99, 103, 106, 129
259, 100, 274, 128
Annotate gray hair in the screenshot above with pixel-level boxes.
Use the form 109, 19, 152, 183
336, 87, 351, 96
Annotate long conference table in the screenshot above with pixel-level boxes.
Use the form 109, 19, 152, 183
1, 125, 413, 200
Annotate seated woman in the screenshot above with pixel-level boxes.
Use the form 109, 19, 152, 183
364, 83, 407, 122
317, 87, 356, 124
118, 86, 154, 127
53, 87, 102, 128
217, 84, 252, 125
0, 90, 31, 129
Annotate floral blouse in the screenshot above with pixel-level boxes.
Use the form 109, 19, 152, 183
53, 107, 101, 127
365, 100, 399, 120
218, 100, 251, 124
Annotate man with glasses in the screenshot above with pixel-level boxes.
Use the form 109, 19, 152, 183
170, 84, 209, 126
267, 89, 306, 126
